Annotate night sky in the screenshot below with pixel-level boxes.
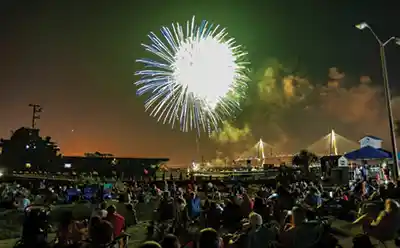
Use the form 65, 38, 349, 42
1, 1, 400, 166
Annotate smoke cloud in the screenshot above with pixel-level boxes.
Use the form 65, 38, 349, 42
212, 60, 400, 158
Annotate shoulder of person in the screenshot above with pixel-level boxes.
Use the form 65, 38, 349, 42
101, 219, 113, 227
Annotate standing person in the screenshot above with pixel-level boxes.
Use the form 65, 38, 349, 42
354, 166, 362, 181
382, 164, 390, 183
241, 193, 253, 217
205, 202, 222, 231
187, 192, 201, 220
15, 193, 31, 211
158, 191, 176, 222
164, 181, 169, 192
173, 197, 189, 236
125, 203, 138, 226
376, 170, 382, 185
170, 182, 177, 197
361, 161, 368, 181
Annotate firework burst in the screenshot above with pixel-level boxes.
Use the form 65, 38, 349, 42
135, 16, 249, 134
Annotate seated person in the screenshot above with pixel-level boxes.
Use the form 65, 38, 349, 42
363, 199, 400, 241
161, 234, 180, 248
89, 216, 114, 247
91, 201, 108, 219
57, 211, 87, 246
279, 207, 323, 248
105, 205, 126, 239
303, 187, 322, 209
198, 228, 221, 248
140, 241, 162, 248
242, 212, 277, 248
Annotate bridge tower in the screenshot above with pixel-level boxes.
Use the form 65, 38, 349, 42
329, 129, 338, 155
307, 129, 359, 156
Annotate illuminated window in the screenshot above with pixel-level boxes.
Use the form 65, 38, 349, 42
64, 163, 72, 168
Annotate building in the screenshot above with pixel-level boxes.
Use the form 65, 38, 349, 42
0, 126, 169, 177
60, 155, 168, 177
359, 135, 383, 149
0, 127, 60, 171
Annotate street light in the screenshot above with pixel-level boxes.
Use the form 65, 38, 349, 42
356, 22, 400, 178
355, 22, 368, 30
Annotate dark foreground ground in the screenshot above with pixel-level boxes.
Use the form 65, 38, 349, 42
0, 202, 396, 248
0, 201, 152, 248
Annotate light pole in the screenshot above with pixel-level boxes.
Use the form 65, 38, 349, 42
28, 104, 42, 129
356, 22, 400, 178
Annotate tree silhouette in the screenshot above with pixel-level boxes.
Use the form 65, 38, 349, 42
292, 149, 319, 175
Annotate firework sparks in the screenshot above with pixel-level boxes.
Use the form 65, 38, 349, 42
135, 16, 249, 134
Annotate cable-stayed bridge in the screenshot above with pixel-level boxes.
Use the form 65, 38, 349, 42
169, 130, 359, 168
236, 139, 275, 161
306, 130, 359, 156
233, 130, 359, 166
237, 130, 358, 159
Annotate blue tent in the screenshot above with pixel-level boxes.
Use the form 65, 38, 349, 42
344, 146, 391, 160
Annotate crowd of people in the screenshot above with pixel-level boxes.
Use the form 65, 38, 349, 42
2, 169, 400, 248
142, 176, 400, 248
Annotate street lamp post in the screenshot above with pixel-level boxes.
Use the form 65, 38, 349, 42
356, 22, 400, 178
